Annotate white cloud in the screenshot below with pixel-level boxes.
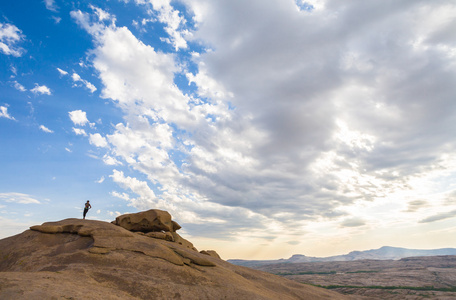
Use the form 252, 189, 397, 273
89, 133, 109, 148
107, 210, 122, 217
44, 0, 58, 12
69, 110, 89, 126
129, 0, 189, 50
58, 69, 97, 93
52, 16, 62, 24
72, 72, 83, 82
30, 84, 51, 95
111, 191, 131, 201
110, 169, 158, 209
39, 125, 54, 133
12, 81, 26, 92
0, 192, 40, 204
0, 23, 25, 57
84, 81, 97, 93
70, 7, 116, 38
71, 72, 97, 93
89, 5, 113, 22
72, 127, 87, 136
103, 154, 122, 165
57, 68, 68, 75
0, 105, 15, 120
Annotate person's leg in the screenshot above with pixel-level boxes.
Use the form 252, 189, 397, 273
83, 209, 88, 219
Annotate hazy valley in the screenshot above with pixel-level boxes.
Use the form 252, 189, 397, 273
229, 246, 456, 266
239, 255, 456, 299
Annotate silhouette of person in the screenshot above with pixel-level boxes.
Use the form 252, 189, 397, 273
83, 200, 92, 219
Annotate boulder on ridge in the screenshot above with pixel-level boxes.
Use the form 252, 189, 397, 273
112, 209, 181, 233
112, 209, 196, 250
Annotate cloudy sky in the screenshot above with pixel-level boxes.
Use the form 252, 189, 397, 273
1, 0, 456, 260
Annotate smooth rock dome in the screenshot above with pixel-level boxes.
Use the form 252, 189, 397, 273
0, 210, 351, 299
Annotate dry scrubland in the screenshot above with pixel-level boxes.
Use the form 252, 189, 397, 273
254, 256, 456, 299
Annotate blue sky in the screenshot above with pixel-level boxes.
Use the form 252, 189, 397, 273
1, 0, 456, 260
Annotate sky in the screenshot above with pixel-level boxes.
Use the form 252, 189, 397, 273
1, 0, 456, 260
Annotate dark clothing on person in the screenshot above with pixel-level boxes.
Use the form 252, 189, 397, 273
83, 201, 92, 219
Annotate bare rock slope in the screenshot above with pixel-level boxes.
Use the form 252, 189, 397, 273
0, 210, 349, 299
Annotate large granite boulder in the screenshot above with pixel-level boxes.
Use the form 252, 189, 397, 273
112, 209, 196, 251
112, 209, 181, 233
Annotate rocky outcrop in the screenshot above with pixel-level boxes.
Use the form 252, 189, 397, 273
0, 210, 351, 300
200, 250, 222, 259
111, 209, 197, 251
112, 209, 181, 233
30, 218, 211, 267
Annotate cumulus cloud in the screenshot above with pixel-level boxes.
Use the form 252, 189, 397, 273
89, 4, 114, 22
103, 154, 122, 166
0, 192, 40, 204
89, 133, 109, 148
69, 110, 89, 126
73, 0, 456, 242
0, 23, 25, 57
30, 84, 51, 95
0, 105, 15, 120
71, 6, 116, 37
178, 0, 456, 212
110, 169, 158, 209
126, 0, 190, 50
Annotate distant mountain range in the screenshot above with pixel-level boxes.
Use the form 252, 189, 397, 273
228, 246, 456, 267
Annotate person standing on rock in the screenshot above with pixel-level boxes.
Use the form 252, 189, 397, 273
83, 200, 92, 219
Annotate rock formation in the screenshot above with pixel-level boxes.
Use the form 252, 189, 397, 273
0, 210, 350, 299
112, 209, 196, 251
112, 209, 181, 233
